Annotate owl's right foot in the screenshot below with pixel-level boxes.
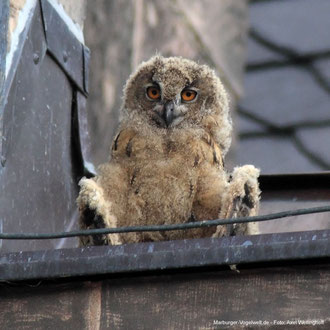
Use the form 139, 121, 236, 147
219, 165, 260, 236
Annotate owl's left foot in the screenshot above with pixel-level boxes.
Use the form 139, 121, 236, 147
77, 177, 121, 246
217, 165, 260, 236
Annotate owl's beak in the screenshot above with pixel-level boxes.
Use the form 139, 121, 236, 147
152, 100, 179, 128
163, 100, 175, 127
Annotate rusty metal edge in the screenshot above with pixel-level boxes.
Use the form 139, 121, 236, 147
0, 229, 329, 282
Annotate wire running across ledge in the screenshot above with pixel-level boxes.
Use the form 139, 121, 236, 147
0, 205, 330, 240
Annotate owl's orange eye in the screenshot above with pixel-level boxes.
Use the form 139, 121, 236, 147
147, 86, 161, 100
181, 89, 197, 102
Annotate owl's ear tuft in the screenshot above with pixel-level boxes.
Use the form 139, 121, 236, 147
149, 54, 164, 69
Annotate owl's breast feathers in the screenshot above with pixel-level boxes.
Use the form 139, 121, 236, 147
104, 124, 225, 236
111, 126, 223, 171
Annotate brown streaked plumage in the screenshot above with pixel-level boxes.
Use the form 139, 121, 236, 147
77, 55, 260, 246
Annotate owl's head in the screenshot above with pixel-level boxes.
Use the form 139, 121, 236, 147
121, 56, 232, 154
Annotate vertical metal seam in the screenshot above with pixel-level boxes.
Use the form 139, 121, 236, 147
0, 0, 10, 166
39, 0, 48, 45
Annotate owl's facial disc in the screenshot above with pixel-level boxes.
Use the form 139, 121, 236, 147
145, 84, 198, 128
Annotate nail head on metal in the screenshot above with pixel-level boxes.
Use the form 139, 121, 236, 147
33, 53, 40, 64
63, 51, 68, 63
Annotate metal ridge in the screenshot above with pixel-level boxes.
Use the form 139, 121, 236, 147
1, 229, 329, 282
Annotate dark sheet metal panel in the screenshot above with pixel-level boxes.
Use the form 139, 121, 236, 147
82, 45, 90, 94
0, 0, 9, 164
40, 0, 86, 94
0, 229, 329, 282
0, 0, 9, 99
0, 1, 89, 253
72, 91, 96, 178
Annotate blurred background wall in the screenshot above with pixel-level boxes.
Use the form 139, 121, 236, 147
84, 0, 249, 166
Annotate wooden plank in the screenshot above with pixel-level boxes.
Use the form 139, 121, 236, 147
0, 281, 101, 329
100, 264, 330, 329
0, 263, 329, 329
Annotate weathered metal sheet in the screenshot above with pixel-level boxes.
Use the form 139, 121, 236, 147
0, 1, 89, 253
40, 0, 86, 94
72, 91, 95, 178
82, 45, 90, 94
0, 229, 329, 282
0, 0, 9, 98
0, 0, 10, 165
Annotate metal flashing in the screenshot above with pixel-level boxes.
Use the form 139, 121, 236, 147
82, 45, 90, 94
72, 91, 96, 178
40, 0, 87, 94
0, 0, 9, 93
5, 0, 38, 80
1, 1, 36, 163
0, 0, 90, 253
0, 0, 9, 166
0, 229, 329, 282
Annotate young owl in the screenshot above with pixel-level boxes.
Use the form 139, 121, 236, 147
77, 55, 260, 246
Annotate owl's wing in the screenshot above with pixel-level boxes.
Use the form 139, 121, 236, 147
111, 128, 138, 159
199, 132, 224, 169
